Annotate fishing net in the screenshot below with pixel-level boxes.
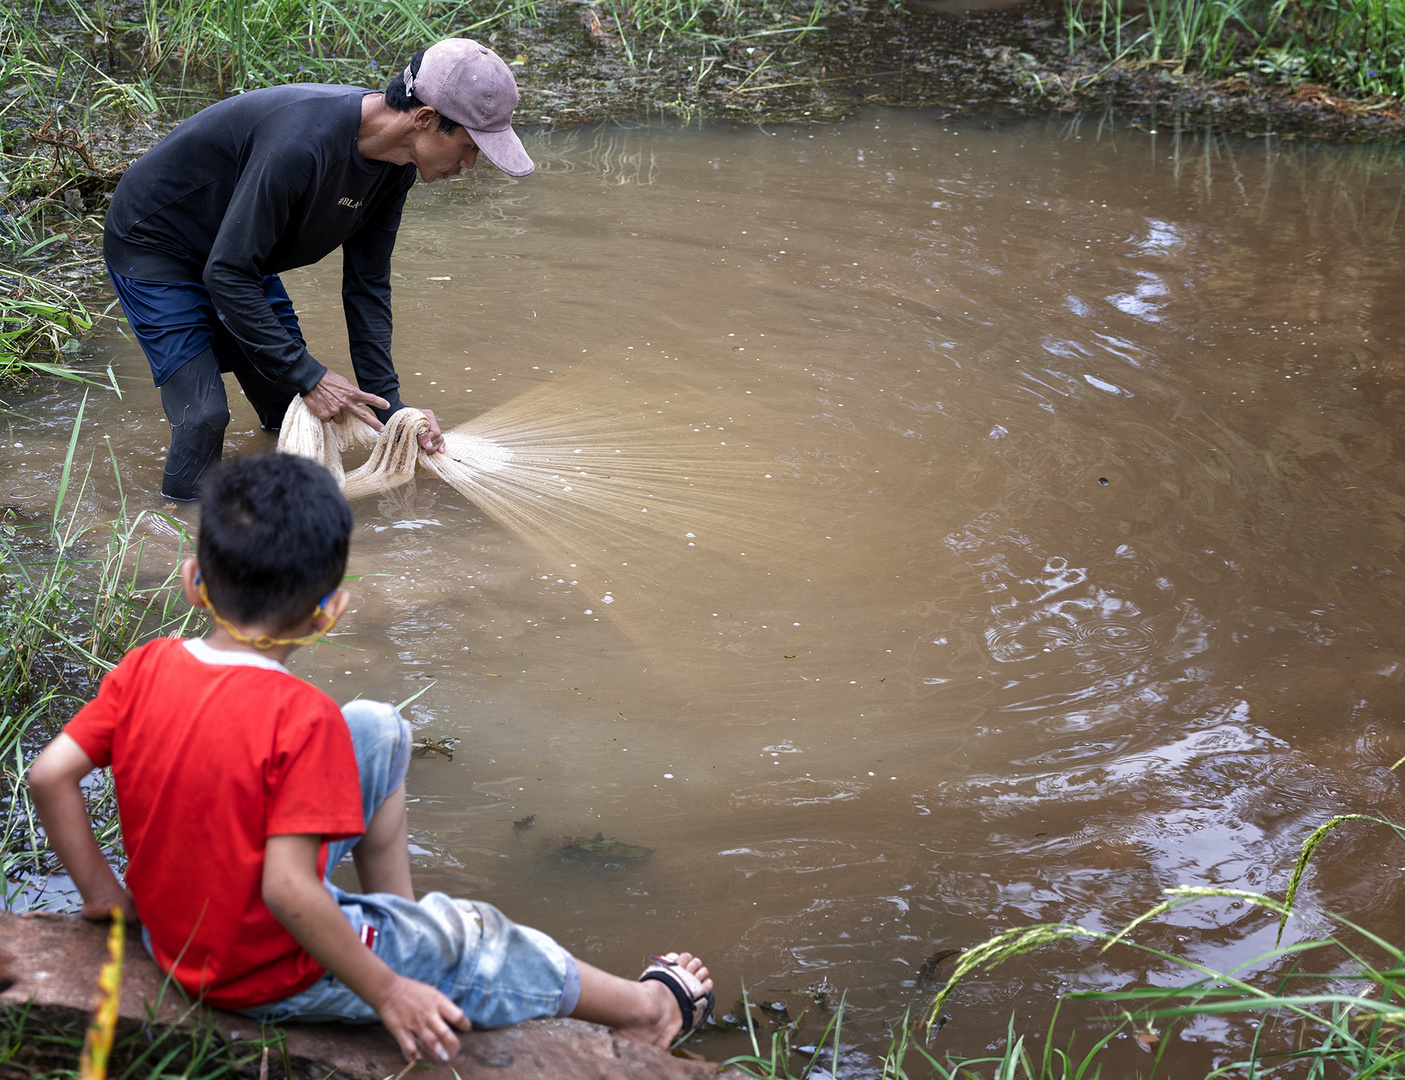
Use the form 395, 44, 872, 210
274, 384, 798, 587
276, 395, 511, 500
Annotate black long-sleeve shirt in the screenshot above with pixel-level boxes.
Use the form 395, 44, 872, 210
104, 84, 418, 413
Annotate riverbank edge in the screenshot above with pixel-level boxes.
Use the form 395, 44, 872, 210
0, 911, 745, 1079
507, 0, 1405, 138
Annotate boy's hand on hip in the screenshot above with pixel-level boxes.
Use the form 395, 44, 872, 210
376, 974, 471, 1063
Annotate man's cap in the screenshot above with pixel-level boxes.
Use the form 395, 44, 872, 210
403, 39, 534, 177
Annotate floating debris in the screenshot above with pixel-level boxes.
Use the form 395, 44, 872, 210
718, 993, 806, 1033
915, 947, 960, 991
776, 978, 839, 1005
411, 737, 458, 761
542, 832, 653, 866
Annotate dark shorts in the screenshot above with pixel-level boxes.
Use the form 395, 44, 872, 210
105, 264, 303, 387
107, 264, 306, 499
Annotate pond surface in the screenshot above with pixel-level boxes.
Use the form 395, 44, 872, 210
8, 109, 1405, 1073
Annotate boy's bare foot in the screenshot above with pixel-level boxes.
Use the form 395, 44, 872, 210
626, 952, 714, 1050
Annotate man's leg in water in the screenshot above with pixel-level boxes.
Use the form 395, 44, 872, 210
104, 268, 229, 502
158, 349, 228, 501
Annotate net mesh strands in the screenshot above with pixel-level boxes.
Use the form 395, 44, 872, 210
274, 384, 828, 663
273, 386, 778, 567
273, 377, 829, 610
277, 395, 511, 501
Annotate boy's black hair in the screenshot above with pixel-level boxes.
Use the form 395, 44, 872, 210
197, 454, 353, 629
384, 50, 462, 135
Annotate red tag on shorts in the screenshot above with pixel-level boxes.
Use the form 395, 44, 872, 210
359, 923, 377, 950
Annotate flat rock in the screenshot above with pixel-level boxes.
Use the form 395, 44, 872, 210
0, 912, 742, 1079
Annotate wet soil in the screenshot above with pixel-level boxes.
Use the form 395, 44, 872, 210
497, 0, 1405, 138
16, 0, 1405, 216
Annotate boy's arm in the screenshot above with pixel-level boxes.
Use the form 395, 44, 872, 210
26, 734, 138, 923
263, 834, 471, 1063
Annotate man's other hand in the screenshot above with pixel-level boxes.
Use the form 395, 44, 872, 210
418, 409, 445, 454
376, 974, 472, 1063
303, 371, 389, 429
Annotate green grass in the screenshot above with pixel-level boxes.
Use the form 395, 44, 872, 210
1, 402, 195, 911
918, 813, 1405, 1080
0, 199, 110, 388
0, 997, 289, 1080
719, 812, 1405, 1080
1067, 0, 1405, 100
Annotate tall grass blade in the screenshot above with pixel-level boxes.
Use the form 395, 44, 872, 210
52, 388, 88, 535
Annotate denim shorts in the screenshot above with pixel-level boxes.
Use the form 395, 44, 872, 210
238, 700, 581, 1027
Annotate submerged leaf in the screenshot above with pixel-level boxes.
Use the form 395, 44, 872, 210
542, 832, 654, 865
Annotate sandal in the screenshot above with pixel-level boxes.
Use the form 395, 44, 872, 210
639, 954, 715, 1039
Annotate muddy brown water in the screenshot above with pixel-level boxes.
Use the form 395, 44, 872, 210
8, 110, 1405, 1073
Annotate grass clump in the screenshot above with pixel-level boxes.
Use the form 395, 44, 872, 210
1, 401, 194, 911
923, 813, 1405, 1079
1066, 0, 1405, 101
722, 813, 1405, 1079
0, 44, 126, 387
1, 998, 290, 1080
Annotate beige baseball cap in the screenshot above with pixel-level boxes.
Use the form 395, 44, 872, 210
403, 39, 534, 177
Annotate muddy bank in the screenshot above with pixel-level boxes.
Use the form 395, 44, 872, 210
500, 0, 1405, 138
25, 0, 1405, 219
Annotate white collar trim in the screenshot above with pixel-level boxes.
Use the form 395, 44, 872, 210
183, 637, 290, 673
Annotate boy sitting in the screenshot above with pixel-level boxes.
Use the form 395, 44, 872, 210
27, 453, 713, 1064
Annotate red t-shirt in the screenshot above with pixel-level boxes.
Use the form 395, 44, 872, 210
64, 637, 365, 1008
